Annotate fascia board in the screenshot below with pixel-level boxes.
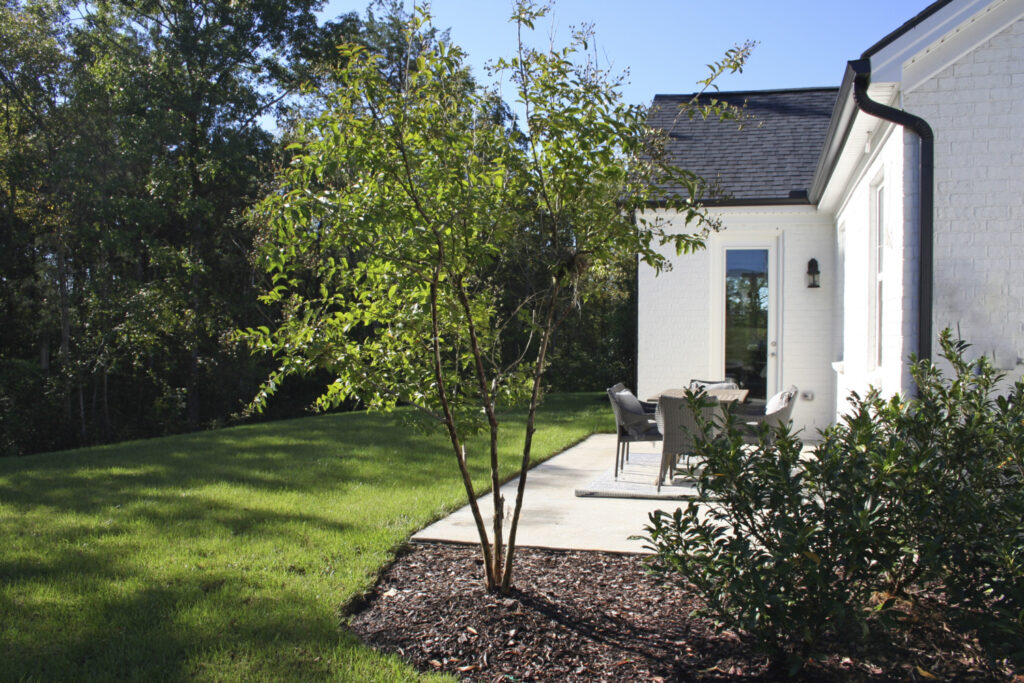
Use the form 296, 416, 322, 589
808, 65, 859, 206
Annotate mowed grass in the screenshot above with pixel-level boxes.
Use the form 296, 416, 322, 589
0, 393, 609, 681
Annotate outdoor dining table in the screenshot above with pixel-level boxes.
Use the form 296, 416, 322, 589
641, 387, 750, 488
646, 387, 750, 404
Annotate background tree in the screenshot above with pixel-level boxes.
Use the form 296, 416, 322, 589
0, 0, 359, 454
0, 0, 76, 453
245, 2, 749, 591
542, 252, 638, 392
77, 0, 337, 429
0, 0, 745, 458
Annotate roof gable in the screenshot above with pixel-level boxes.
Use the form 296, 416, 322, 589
865, 0, 1000, 84
861, 0, 957, 58
649, 88, 838, 204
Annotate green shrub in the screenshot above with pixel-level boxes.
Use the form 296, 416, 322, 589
640, 331, 1024, 672
640, 397, 895, 673
904, 334, 1024, 663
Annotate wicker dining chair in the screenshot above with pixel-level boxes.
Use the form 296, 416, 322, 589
654, 394, 721, 491
742, 385, 798, 444
606, 385, 662, 479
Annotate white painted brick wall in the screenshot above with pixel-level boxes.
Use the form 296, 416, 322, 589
834, 129, 910, 410
637, 206, 836, 435
779, 213, 838, 435
904, 15, 1024, 378
900, 129, 921, 393
637, 209, 711, 395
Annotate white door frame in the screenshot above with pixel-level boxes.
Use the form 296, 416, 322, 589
708, 231, 783, 398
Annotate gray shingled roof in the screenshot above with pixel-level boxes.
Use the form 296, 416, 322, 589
649, 88, 839, 204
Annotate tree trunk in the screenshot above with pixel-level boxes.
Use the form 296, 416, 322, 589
102, 366, 111, 441
187, 340, 201, 428
454, 279, 505, 586
57, 236, 72, 426
185, 101, 203, 430
429, 271, 496, 589
501, 286, 562, 592
78, 382, 87, 443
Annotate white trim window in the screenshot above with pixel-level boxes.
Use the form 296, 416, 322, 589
870, 183, 885, 369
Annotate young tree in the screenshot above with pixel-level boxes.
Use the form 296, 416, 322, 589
245, 2, 749, 591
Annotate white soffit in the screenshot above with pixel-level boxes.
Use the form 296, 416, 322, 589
903, 0, 1024, 93
817, 83, 898, 215
869, 0, 995, 84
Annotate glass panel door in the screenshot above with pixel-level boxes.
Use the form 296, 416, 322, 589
725, 249, 770, 399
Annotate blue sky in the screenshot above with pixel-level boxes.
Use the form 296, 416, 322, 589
320, 1, 933, 103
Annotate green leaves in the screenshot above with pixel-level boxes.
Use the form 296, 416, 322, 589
246, 19, 505, 426
247, 0, 742, 590
640, 333, 1024, 670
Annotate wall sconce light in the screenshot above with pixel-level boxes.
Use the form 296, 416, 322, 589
807, 258, 821, 288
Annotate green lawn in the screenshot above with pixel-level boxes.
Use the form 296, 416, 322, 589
0, 393, 609, 681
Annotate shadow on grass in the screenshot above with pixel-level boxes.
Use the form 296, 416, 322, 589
0, 493, 401, 680
1, 563, 359, 680
0, 413, 457, 514
0, 393, 607, 680
0, 395, 609, 517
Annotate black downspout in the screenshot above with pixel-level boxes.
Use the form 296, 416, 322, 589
848, 58, 934, 362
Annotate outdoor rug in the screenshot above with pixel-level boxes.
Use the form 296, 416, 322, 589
574, 451, 701, 500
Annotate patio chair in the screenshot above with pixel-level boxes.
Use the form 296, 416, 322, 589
606, 385, 662, 479
655, 394, 721, 491
610, 381, 657, 414
742, 385, 798, 444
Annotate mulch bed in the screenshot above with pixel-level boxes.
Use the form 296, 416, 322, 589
349, 542, 1018, 681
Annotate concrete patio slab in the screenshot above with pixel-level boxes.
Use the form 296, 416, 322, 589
413, 433, 691, 554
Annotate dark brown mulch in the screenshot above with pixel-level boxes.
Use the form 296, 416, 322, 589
348, 542, 1016, 681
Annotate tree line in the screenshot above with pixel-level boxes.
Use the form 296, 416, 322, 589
0, 0, 640, 456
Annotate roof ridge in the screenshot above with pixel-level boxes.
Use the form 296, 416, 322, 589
653, 86, 840, 98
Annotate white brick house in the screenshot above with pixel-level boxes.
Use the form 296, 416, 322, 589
638, 0, 1024, 436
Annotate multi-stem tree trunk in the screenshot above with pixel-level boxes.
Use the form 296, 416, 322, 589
428, 269, 497, 589
454, 279, 506, 586
501, 285, 562, 591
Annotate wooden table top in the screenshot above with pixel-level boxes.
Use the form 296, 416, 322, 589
647, 388, 750, 403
